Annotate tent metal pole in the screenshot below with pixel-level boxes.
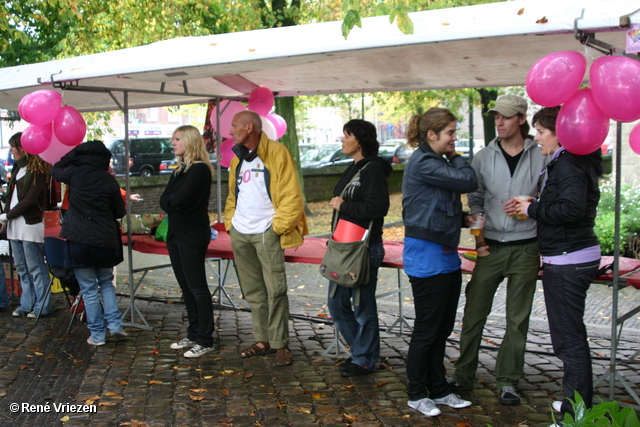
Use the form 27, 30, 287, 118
121, 90, 152, 330
215, 97, 222, 222
608, 121, 622, 400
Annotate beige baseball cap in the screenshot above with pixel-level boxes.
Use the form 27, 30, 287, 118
488, 95, 528, 117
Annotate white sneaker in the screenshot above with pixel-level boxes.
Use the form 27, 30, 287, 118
170, 337, 196, 350
87, 337, 106, 346
552, 400, 563, 412
432, 393, 472, 408
184, 344, 215, 358
408, 398, 441, 417
26, 313, 37, 319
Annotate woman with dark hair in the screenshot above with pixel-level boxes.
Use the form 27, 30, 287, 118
327, 119, 391, 377
51, 140, 127, 346
0, 132, 51, 319
161, 125, 215, 358
402, 108, 477, 417
514, 106, 602, 419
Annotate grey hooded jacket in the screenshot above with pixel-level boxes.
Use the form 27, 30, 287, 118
467, 137, 548, 243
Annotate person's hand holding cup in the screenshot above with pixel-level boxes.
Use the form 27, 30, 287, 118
514, 195, 532, 219
502, 193, 517, 217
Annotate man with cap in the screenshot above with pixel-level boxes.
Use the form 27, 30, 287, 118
453, 95, 547, 405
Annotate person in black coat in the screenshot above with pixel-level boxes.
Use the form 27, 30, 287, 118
514, 106, 602, 419
326, 119, 391, 377
160, 125, 215, 359
51, 140, 127, 346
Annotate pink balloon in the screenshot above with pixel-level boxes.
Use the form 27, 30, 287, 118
590, 56, 640, 123
556, 89, 610, 155
630, 123, 640, 155
248, 87, 274, 116
266, 113, 287, 139
526, 51, 586, 107
39, 133, 74, 164
219, 138, 235, 168
260, 116, 277, 140
21, 123, 53, 155
19, 90, 62, 125
53, 106, 86, 146
211, 101, 246, 139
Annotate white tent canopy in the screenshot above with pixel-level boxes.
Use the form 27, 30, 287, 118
0, 0, 638, 112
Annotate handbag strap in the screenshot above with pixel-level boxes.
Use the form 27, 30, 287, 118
331, 162, 372, 235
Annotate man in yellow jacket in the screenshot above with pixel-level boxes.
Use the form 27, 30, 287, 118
224, 110, 308, 366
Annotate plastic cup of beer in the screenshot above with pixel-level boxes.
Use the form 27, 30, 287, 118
516, 195, 529, 219
470, 212, 485, 236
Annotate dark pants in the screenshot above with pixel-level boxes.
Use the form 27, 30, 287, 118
543, 260, 600, 416
406, 269, 462, 401
167, 238, 214, 347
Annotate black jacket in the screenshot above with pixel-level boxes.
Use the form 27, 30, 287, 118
51, 141, 126, 253
333, 156, 392, 245
402, 143, 478, 248
160, 162, 212, 247
528, 149, 602, 256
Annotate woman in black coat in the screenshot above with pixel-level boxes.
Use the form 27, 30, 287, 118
160, 125, 215, 359
515, 106, 602, 419
51, 140, 127, 346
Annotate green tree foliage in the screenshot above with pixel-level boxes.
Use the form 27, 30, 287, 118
0, 0, 80, 67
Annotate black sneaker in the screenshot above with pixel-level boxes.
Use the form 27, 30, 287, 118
338, 357, 352, 368
340, 362, 374, 377
499, 386, 521, 405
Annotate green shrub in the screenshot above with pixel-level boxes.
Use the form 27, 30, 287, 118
550, 392, 639, 427
595, 179, 640, 257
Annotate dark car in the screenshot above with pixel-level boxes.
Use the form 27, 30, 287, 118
378, 140, 415, 164
109, 137, 174, 177
300, 145, 352, 169
159, 154, 223, 174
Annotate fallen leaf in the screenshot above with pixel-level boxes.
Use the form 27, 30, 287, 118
312, 393, 328, 399
343, 413, 357, 422
312, 358, 324, 363
105, 392, 118, 396
35, 352, 43, 356
343, 385, 355, 389
60, 415, 70, 422
517, 8, 524, 15
300, 407, 311, 414
317, 313, 326, 318
221, 389, 230, 396
119, 381, 129, 385
536, 16, 548, 23
204, 375, 215, 379
223, 369, 234, 374
190, 389, 206, 393
244, 373, 254, 379
189, 395, 204, 401
151, 350, 159, 354
148, 380, 162, 385
376, 381, 388, 387
441, 22, 450, 26
99, 402, 117, 406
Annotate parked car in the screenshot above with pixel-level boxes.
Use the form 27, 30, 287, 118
379, 139, 415, 164
456, 138, 484, 159
600, 137, 613, 155
298, 143, 316, 154
300, 145, 351, 169
109, 137, 174, 177
159, 154, 223, 175
0, 148, 13, 181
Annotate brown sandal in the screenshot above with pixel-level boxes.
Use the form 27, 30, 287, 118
239, 341, 276, 358
275, 347, 293, 366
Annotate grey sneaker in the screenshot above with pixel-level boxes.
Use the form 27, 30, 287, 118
499, 386, 521, 405
170, 337, 196, 350
408, 398, 441, 417
432, 393, 472, 408
184, 344, 215, 358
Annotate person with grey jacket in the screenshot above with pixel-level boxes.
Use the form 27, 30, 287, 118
453, 95, 547, 406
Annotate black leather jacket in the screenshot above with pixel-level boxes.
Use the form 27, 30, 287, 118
528, 149, 602, 256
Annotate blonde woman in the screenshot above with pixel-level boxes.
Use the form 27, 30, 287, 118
1, 133, 51, 319
160, 125, 215, 358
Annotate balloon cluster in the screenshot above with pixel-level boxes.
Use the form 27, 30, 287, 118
526, 52, 640, 156
212, 87, 287, 167
18, 90, 86, 164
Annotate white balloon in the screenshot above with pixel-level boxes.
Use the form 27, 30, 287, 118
260, 116, 277, 140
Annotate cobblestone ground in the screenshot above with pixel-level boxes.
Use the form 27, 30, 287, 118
0, 246, 638, 426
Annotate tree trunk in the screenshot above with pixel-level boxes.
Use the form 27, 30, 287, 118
477, 88, 498, 145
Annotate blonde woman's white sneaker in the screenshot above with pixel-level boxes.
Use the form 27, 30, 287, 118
432, 393, 472, 408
